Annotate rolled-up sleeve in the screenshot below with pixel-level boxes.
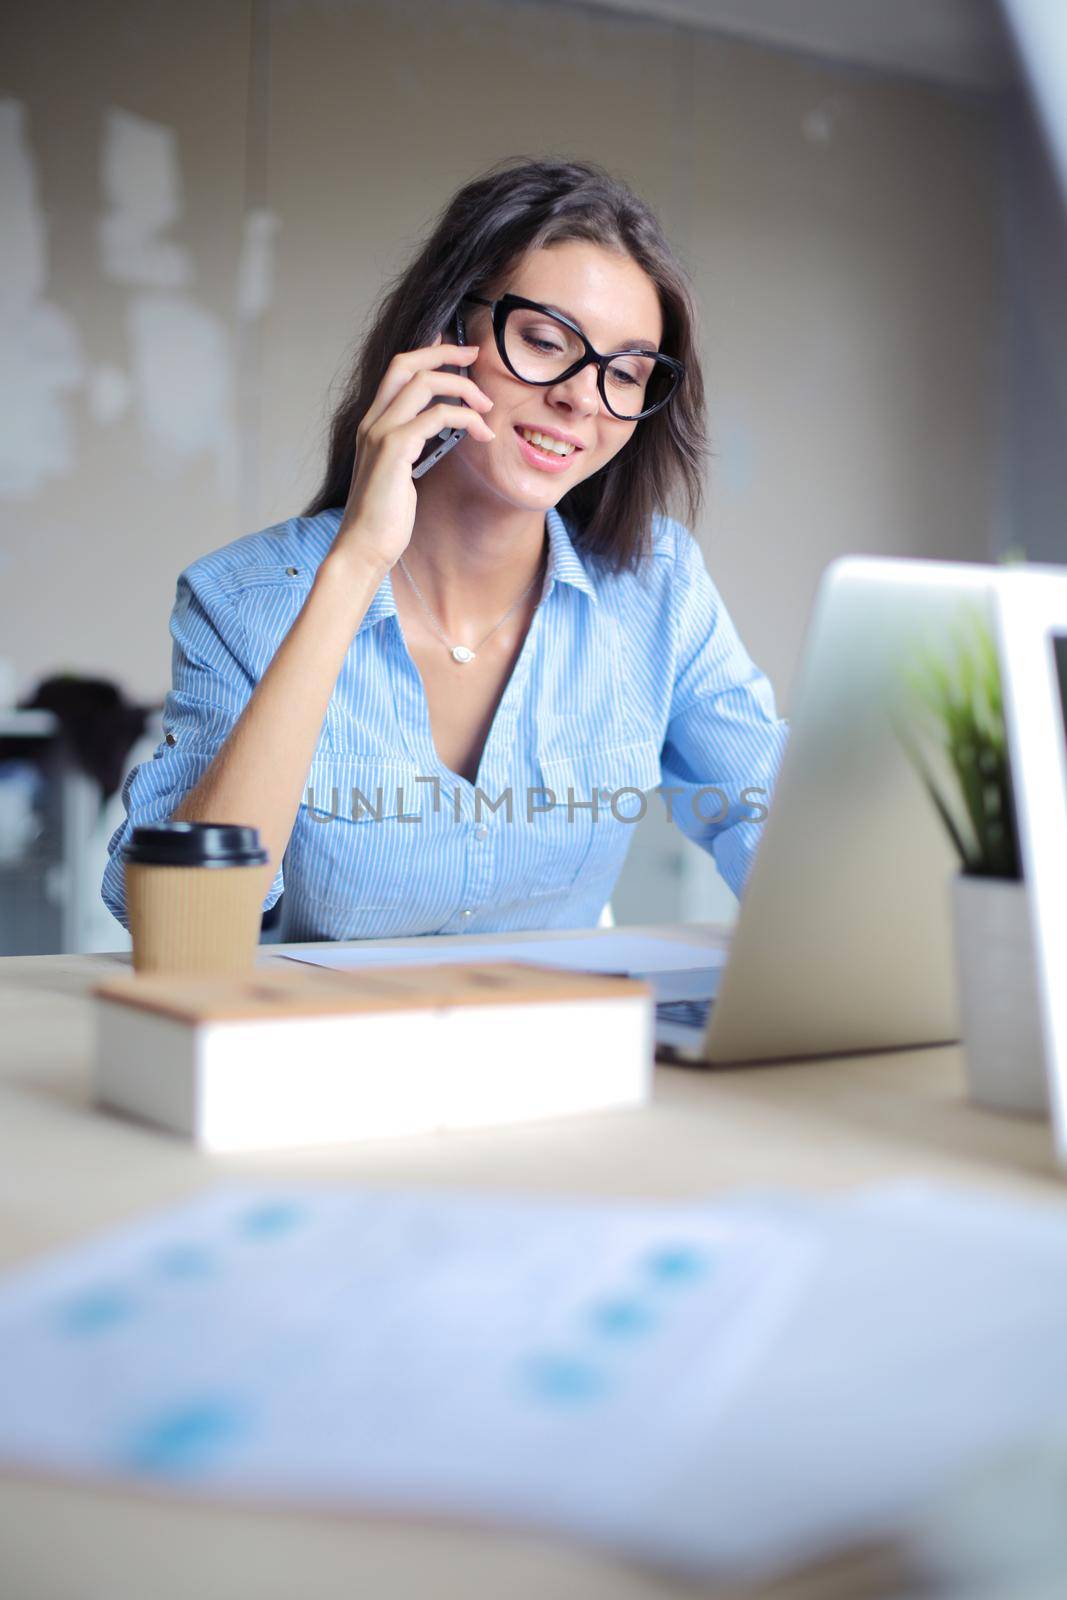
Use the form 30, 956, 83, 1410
101, 566, 285, 930
658, 532, 789, 898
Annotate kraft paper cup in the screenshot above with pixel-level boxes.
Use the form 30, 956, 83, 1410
124, 822, 271, 976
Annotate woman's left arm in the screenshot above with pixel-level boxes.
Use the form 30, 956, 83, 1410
659, 532, 789, 898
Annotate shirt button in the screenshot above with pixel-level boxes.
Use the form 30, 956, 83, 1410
164, 731, 178, 746
285, 565, 299, 577
460, 909, 474, 918
473, 825, 489, 841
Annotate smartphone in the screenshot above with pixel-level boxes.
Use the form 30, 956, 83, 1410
411, 307, 469, 480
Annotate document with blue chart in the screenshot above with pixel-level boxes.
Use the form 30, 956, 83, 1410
4, 1184, 1067, 1577
0, 1187, 809, 1559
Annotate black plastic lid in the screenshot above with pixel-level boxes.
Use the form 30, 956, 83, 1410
124, 822, 269, 868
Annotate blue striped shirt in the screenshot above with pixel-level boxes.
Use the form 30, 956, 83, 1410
102, 506, 789, 941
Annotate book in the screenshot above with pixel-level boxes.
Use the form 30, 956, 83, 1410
92, 961, 653, 1150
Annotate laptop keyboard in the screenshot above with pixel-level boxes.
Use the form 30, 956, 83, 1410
655, 998, 711, 1032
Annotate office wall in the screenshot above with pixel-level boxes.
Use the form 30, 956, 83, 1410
2, 0, 1001, 710
1000, 90, 1067, 564
2, 1, 253, 701
688, 30, 1000, 697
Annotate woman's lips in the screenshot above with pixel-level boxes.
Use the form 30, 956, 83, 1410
513, 426, 579, 473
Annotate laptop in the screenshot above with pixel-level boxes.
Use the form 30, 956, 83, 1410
655, 556, 999, 1064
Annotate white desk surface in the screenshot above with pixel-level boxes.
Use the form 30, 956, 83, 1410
0, 923, 1061, 1600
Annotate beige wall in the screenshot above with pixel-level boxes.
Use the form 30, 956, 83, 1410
2, 0, 252, 699
1, 0, 1000, 717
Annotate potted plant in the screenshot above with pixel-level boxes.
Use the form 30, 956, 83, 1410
898, 606, 1046, 1115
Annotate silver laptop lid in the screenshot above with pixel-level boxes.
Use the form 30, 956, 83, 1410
701, 556, 998, 1063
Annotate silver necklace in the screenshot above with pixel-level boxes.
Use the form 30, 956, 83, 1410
397, 550, 545, 665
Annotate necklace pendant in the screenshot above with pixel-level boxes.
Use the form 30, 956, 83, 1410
451, 645, 476, 664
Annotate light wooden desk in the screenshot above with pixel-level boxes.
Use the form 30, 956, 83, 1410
0, 923, 1061, 1600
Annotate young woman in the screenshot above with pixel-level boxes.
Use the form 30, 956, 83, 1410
103, 157, 788, 942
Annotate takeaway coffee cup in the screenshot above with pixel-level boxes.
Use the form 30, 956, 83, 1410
124, 822, 271, 975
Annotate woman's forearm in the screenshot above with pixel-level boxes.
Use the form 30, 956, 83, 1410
171, 546, 389, 880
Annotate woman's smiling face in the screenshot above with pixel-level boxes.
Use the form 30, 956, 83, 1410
456, 239, 664, 505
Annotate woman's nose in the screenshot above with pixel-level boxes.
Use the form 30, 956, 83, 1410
549, 361, 601, 416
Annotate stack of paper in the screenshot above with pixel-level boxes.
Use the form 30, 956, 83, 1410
282, 928, 728, 1003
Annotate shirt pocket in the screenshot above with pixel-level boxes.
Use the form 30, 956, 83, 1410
526, 718, 662, 901
292, 753, 427, 930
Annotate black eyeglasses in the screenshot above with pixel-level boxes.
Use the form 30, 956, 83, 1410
458, 293, 682, 422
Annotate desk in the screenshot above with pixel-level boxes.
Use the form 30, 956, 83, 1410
0, 924, 1061, 1599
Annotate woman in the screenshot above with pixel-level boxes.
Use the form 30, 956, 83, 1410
102, 157, 788, 942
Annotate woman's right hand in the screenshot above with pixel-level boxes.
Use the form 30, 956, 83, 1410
330, 335, 496, 575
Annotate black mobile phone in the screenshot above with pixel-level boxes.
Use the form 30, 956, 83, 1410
411, 308, 469, 481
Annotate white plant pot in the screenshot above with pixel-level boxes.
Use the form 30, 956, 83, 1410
951, 873, 1048, 1116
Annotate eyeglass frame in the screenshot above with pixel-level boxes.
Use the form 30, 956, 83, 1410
457, 293, 684, 422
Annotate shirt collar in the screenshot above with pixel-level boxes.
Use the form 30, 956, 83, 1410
359, 571, 399, 633
544, 506, 599, 605
344, 504, 598, 637
294, 509, 396, 636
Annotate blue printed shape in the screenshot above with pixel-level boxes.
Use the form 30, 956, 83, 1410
237, 1200, 305, 1241
57, 1285, 135, 1337
590, 1297, 657, 1339
524, 1354, 608, 1404
124, 1397, 248, 1478
644, 1244, 711, 1286
153, 1243, 214, 1280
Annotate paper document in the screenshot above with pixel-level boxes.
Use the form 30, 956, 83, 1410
638, 1185, 1067, 1574
5, 1184, 1067, 1579
282, 930, 727, 1003
0, 1187, 809, 1565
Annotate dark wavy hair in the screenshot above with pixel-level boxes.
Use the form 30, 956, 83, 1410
302, 156, 709, 574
